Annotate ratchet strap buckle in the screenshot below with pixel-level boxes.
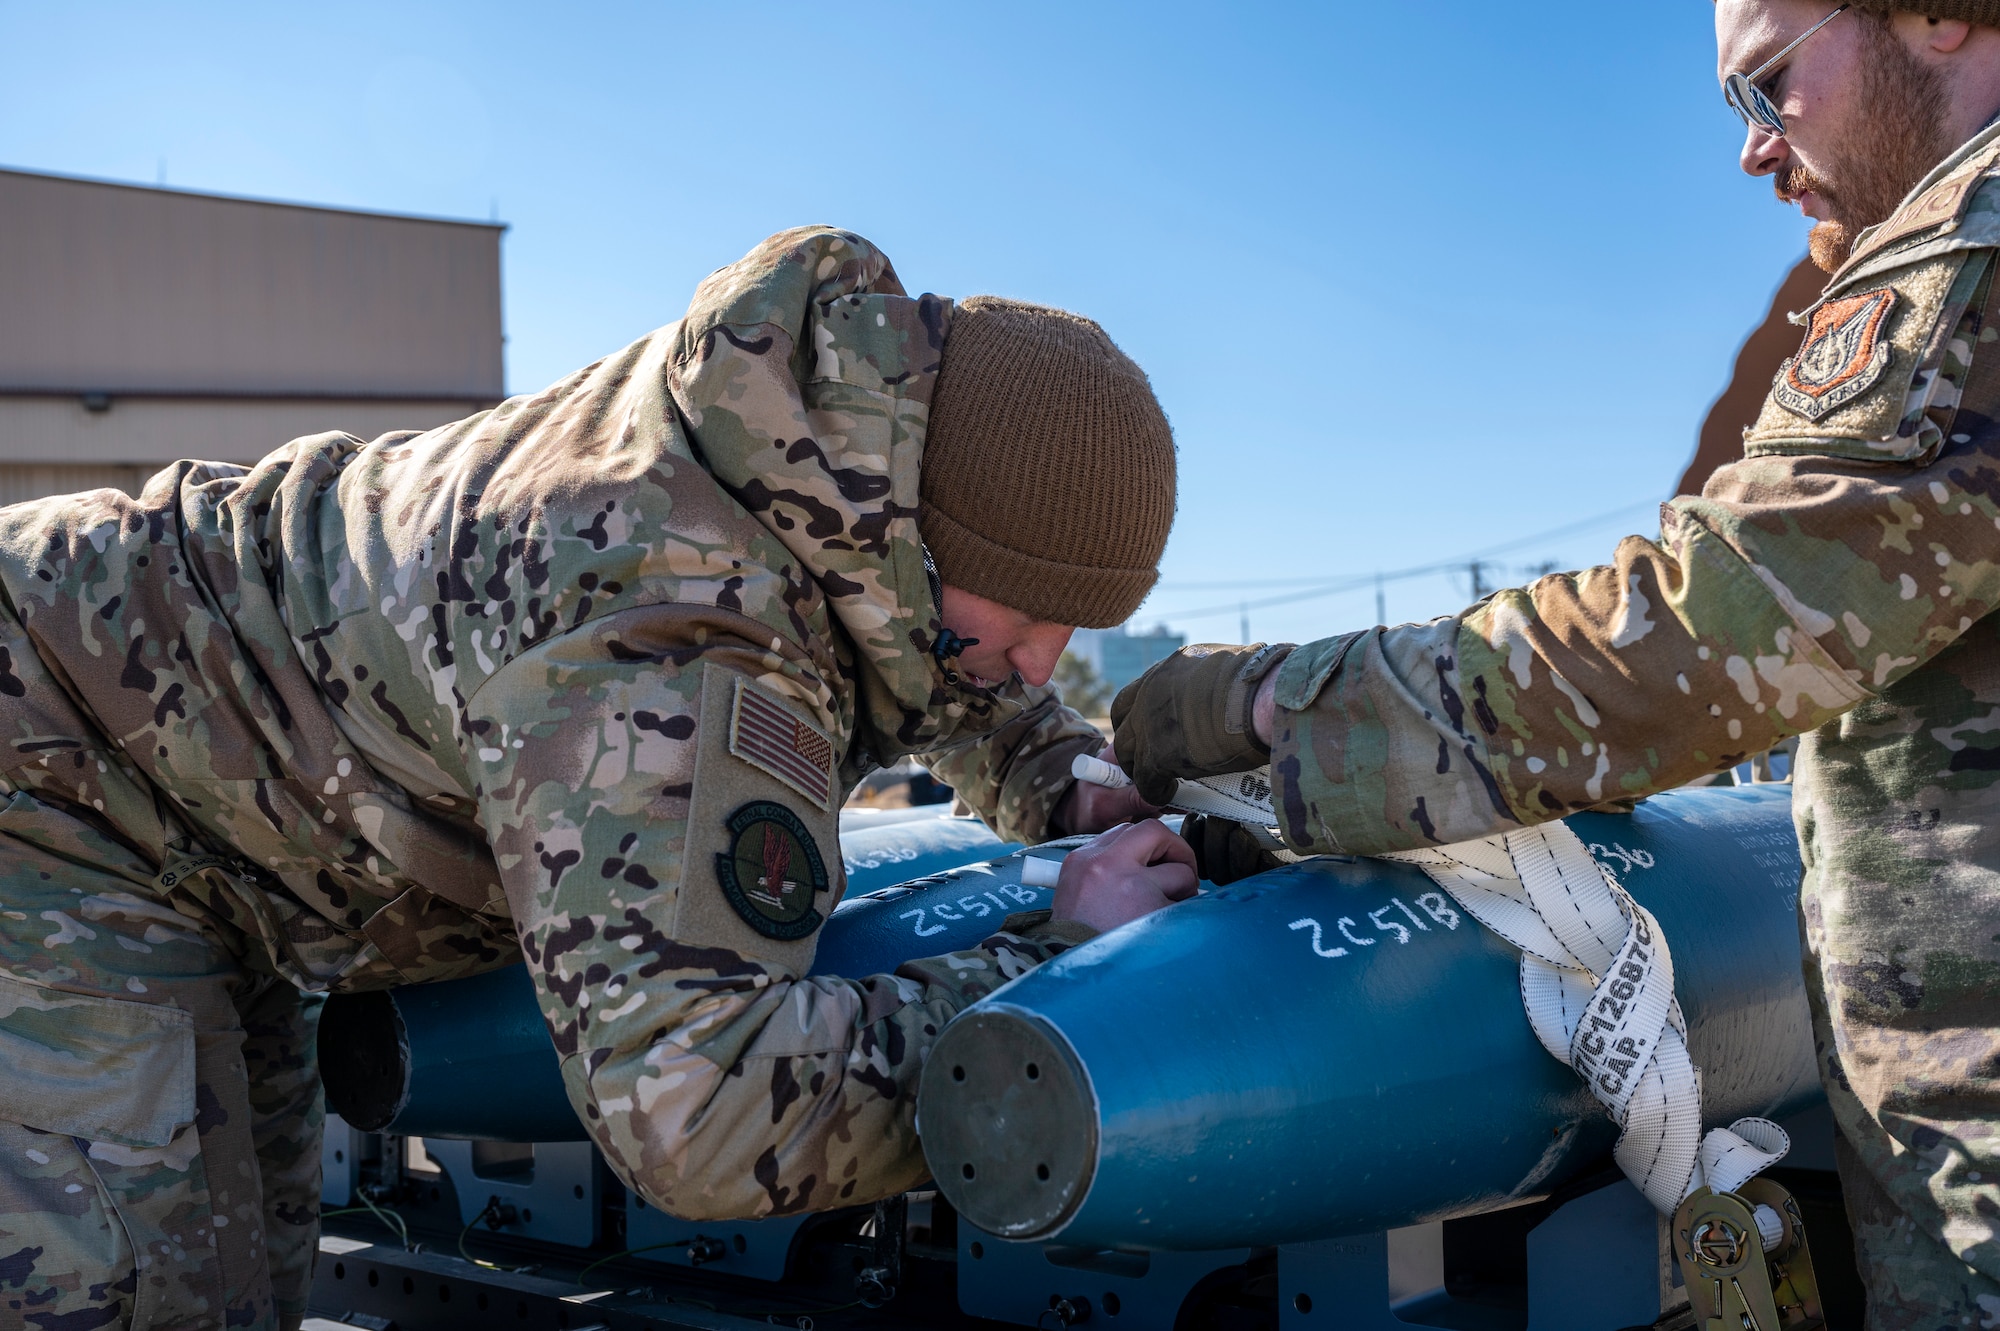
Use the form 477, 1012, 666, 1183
1674, 1179, 1824, 1330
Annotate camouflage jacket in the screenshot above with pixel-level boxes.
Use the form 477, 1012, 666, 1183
1270, 124, 2000, 1275
0, 227, 1104, 1216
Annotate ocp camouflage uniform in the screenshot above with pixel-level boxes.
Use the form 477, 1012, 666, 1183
0, 227, 1109, 1330
1263, 123, 2000, 1324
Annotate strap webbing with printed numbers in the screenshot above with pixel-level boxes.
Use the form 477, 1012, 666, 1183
1071, 754, 1304, 860
1387, 822, 1789, 1214
1069, 755, 1790, 1214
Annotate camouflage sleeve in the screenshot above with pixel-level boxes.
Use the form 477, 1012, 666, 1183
466, 616, 1088, 1220
1272, 246, 2000, 855
917, 680, 1105, 843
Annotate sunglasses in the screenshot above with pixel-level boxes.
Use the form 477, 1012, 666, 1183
1723, 3, 1849, 137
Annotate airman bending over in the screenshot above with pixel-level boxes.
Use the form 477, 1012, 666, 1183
0, 226, 1193, 1331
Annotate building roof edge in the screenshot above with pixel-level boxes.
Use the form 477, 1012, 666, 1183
0, 164, 509, 233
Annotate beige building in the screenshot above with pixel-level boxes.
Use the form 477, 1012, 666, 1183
0, 167, 504, 506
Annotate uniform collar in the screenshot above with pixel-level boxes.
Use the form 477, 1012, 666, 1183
1831, 114, 2000, 285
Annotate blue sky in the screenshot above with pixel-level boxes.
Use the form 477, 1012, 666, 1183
0, 2, 1811, 646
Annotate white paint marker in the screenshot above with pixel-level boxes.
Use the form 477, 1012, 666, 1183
1071, 753, 1130, 790
1020, 857, 1063, 888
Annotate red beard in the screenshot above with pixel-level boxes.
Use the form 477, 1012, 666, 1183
1777, 16, 1954, 272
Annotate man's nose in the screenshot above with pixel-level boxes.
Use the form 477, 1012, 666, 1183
1741, 122, 1787, 178
1014, 645, 1060, 688
1012, 629, 1073, 689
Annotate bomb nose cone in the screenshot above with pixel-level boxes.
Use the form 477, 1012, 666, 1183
319, 990, 410, 1131
920, 1005, 1098, 1240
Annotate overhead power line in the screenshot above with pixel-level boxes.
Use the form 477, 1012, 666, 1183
1147, 499, 1659, 624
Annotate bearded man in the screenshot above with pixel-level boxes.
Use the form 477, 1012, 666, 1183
0, 226, 1193, 1331
1112, 4, 2000, 1321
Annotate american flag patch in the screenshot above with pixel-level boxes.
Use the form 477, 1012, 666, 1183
728, 679, 835, 810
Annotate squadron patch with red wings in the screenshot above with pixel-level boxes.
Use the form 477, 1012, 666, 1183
1773, 287, 1899, 422
715, 800, 830, 940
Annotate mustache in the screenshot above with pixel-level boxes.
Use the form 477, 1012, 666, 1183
1776, 164, 1832, 206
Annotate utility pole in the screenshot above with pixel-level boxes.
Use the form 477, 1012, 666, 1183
1375, 573, 1386, 626
1240, 602, 1250, 643
1468, 560, 1489, 599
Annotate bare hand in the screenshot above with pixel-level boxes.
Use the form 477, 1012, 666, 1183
1252, 671, 1280, 748
1050, 745, 1161, 835
1051, 819, 1199, 933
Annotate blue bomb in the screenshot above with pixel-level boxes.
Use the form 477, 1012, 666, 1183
917, 785, 1818, 1252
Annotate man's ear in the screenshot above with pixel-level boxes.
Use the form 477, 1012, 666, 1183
1926, 16, 1973, 53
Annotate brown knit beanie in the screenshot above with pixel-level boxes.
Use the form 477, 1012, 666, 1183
1851, 0, 2000, 22
920, 297, 1176, 630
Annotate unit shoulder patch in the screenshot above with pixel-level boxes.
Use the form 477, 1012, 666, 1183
727, 677, 834, 810
1773, 287, 1899, 422
714, 800, 831, 941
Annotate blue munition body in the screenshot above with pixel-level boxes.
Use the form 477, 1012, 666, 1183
837, 810, 1022, 896
323, 815, 1030, 1140
927, 785, 1817, 1251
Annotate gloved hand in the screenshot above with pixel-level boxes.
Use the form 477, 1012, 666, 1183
1109, 642, 1293, 807
1180, 813, 1285, 886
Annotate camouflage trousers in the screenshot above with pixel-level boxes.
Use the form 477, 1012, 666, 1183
1789, 646, 2000, 1328
0, 787, 321, 1331
1831, 1134, 2000, 1329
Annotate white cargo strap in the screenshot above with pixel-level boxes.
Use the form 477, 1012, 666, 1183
1071, 754, 1305, 860
1387, 822, 1790, 1215
1071, 756, 1790, 1216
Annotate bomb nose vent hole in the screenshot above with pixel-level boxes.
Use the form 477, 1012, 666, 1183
952, 1065, 966, 1082
1036, 1163, 1050, 1181
962, 1163, 976, 1180
1025, 1062, 1040, 1080
1294, 1293, 1313, 1313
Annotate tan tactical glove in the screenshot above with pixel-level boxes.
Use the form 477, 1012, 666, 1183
1180, 813, 1285, 886
1109, 642, 1293, 807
